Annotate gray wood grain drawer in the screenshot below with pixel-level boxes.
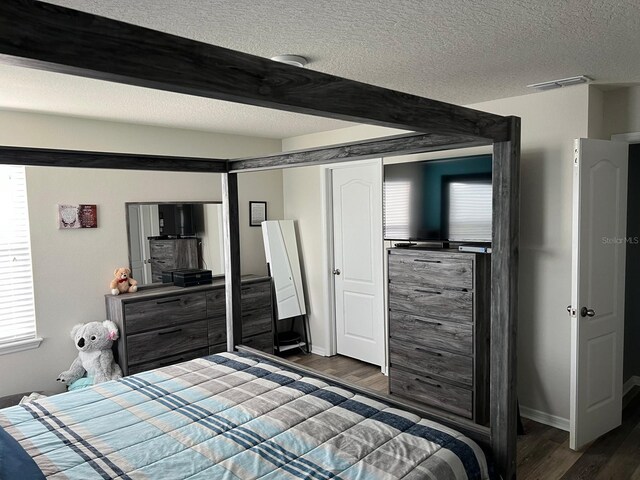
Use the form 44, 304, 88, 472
389, 338, 473, 386
389, 367, 472, 418
241, 282, 271, 312
207, 314, 226, 346
242, 332, 273, 354
127, 320, 208, 365
124, 292, 206, 334
128, 347, 209, 375
209, 343, 226, 355
389, 311, 473, 355
388, 251, 473, 290
206, 288, 226, 318
388, 283, 473, 323
242, 306, 272, 338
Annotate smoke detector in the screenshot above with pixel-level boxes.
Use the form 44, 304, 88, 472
270, 55, 308, 68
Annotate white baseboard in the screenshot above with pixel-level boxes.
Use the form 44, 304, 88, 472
624, 376, 640, 397
520, 405, 570, 432
310, 346, 327, 356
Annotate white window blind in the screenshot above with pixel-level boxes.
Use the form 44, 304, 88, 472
384, 181, 411, 239
0, 165, 37, 348
447, 181, 493, 242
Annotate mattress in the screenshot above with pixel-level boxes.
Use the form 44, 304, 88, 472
0, 352, 493, 479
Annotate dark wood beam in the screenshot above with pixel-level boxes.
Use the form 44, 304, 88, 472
230, 133, 490, 172
490, 116, 520, 480
0, 146, 228, 172
0, 1, 508, 142
221, 173, 242, 350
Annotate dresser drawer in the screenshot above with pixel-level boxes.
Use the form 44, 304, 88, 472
241, 281, 271, 312
208, 314, 227, 346
127, 320, 208, 365
127, 347, 209, 375
242, 332, 273, 354
388, 251, 473, 290
388, 283, 473, 323
206, 288, 226, 317
390, 367, 472, 418
389, 338, 473, 386
209, 343, 227, 355
124, 293, 206, 334
242, 306, 272, 338
389, 311, 473, 355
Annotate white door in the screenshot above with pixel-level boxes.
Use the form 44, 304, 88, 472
570, 138, 628, 450
332, 161, 384, 366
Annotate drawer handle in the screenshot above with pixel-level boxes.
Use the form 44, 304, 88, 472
415, 377, 442, 388
160, 357, 184, 366
157, 298, 181, 305
414, 259, 441, 264
415, 347, 442, 356
414, 288, 442, 295
242, 312, 252, 318
158, 328, 182, 336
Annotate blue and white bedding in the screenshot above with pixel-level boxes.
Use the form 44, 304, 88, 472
0, 352, 492, 479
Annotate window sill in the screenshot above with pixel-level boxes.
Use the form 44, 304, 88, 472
0, 337, 43, 355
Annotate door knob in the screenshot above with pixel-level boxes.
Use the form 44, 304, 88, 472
333, 269, 341, 275
580, 307, 595, 317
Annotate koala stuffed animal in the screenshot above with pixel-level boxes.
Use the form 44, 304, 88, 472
57, 320, 123, 385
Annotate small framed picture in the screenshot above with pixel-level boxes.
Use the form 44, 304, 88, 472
249, 201, 267, 227
58, 204, 98, 229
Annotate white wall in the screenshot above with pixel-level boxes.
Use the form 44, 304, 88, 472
603, 86, 640, 138
0, 110, 282, 397
282, 85, 592, 424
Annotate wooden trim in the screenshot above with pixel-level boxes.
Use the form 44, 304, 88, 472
236, 345, 491, 448
230, 133, 490, 171
221, 173, 242, 350
0, 146, 228, 172
0, 1, 508, 142
490, 116, 521, 480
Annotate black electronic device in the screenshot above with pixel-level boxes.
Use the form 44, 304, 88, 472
384, 154, 492, 243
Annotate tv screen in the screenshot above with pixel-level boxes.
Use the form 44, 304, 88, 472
383, 155, 492, 242
158, 203, 203, 237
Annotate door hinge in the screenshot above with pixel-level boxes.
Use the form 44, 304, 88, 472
566, 305, 576, 317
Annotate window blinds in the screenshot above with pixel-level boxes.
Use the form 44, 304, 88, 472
0, 165, 37, 346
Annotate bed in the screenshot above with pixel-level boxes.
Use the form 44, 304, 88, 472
0, 351, 492, 479
0, 2, 519, 478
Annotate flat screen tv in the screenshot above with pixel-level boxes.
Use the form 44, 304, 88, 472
383, 155, 492, 242
158, 203, 204, 237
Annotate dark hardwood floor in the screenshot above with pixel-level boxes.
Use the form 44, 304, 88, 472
285, 352, 640, 479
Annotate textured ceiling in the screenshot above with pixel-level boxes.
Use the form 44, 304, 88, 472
2, 0, 639, 138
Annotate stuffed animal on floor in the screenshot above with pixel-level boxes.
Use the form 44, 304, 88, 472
110, 267, 138, 295
56, 320, 123, 385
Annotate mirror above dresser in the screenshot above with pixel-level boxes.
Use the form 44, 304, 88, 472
125, 201, 224, 285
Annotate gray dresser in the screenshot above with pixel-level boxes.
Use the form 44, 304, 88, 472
148, 238, 199, 283
105, 276, 273, 375
387, 248, 490, 423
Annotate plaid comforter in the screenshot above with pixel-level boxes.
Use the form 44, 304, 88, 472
0, 352, 492, 479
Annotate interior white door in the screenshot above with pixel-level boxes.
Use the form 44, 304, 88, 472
139, 205, 159, 283
332, 161, 384, 366
570, 138, 628, 450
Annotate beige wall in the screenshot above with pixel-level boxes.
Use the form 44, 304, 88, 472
0, 110, 282, 397
282, 85, 592, 424
603, 86, 640, 138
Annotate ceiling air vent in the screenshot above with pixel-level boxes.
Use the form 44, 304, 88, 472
527, 75, 592, 91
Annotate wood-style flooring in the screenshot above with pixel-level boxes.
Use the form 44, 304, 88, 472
285, 352, 640, 479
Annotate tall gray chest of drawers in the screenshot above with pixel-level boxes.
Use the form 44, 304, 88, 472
105, 276, 273, 375
387, 248, 490, 423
